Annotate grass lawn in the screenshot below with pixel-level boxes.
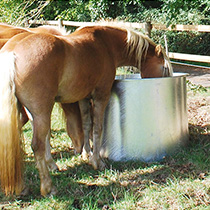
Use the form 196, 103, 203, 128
0, 82, 209, 209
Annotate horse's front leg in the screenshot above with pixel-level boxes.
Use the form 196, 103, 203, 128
90, 97, 110, 170
79, 99, 93, 160
32, 115, 56, 196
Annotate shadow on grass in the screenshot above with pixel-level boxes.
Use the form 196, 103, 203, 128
0, 123, 209, 209
51, 123, 208, 208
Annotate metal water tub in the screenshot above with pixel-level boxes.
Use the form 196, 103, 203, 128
100, 73, 189, 162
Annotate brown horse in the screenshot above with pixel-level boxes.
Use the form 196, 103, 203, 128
0, 24, 83, 170
0, 23, 65, 127
0, 23, 173, 196
0, 24, 84, 193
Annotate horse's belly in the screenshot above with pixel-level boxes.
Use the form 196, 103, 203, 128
56, 85, 91, 103
57, 71, 100, 103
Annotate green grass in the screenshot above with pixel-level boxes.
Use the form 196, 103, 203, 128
187, 80, 208, 94
0, 86, 209, 209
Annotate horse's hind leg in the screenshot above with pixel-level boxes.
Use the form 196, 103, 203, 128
79, 99, 93, 160
18, 103, 57, 172
32, 114, 56, 196
61, 103, 84, 154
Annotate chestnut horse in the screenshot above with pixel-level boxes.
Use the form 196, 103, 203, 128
0, 23, 84, 171
0, 23, 173, 196
0, 23, 65, 128
0, 22, 84, 159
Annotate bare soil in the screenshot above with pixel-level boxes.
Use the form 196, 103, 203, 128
173, 63, 210, 136
173, 63, 210, 88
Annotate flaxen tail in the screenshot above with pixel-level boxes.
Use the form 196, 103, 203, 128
0, 52, 23, 195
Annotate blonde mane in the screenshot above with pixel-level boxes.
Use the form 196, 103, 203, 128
126, 30, 150, 71
126, 28, 173, 75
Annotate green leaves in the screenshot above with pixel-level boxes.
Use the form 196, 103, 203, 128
0, 0, 208, 26
161, 0, 209, 25
0, 0, 50, 26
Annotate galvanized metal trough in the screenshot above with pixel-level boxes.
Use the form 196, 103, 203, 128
100, 73, 189, 162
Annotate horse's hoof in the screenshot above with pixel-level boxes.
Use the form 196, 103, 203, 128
47, 186, 57, 197
82, 149, 92, 161
16, 186, 30, 198
82, 152, 88, 161
89, 156, 106, 170
74, 144, 83, 155
47, 161, 59, 172
98, 159, 106, 170
74, 149, 79, 155
20, 186, 30, 196
41, 185, 57, 197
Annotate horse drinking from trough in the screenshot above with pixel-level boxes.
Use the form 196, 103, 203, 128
0, 23, 173, 196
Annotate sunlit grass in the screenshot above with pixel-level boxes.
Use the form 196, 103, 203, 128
0, 85, 209, 209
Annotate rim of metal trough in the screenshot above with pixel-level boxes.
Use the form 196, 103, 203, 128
115, 72, 189, 80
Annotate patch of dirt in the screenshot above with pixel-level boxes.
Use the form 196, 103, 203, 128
173, 63, 210, 88
188, 95, 210, 131
173, 63, 210, 136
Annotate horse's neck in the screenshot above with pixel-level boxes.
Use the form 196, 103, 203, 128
68, 26, 129, 68
102, 28, 137, 69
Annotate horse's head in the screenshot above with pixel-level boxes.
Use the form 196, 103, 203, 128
126, 29, 173, 78
140, 44, 173, 78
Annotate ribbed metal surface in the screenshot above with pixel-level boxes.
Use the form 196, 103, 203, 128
100, 73, 189, 162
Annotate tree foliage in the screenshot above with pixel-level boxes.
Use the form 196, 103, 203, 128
0, 0, 50, 25
0, 0, 209, 55
160, 0, 210, 26
0, 0, 209, 25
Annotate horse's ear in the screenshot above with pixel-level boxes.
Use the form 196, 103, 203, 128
155, 44, 163, 57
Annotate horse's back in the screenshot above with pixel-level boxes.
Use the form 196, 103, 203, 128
0, 27, 28, 39
30, 26, 64, 36
1, 31, 32, 52
0, 23, 14, 32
